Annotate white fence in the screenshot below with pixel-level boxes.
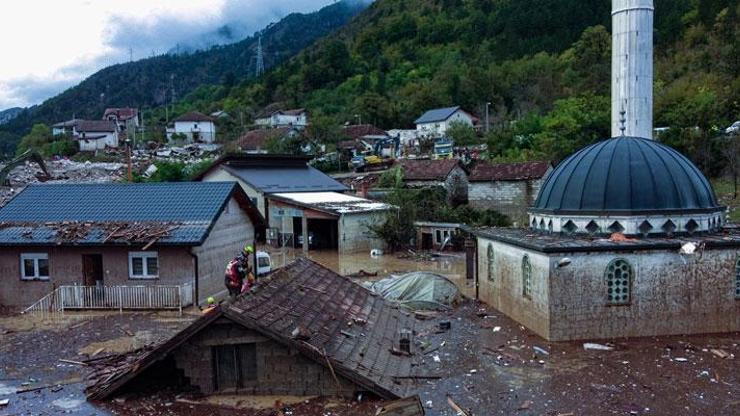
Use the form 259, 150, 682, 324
23, 284, 193, 315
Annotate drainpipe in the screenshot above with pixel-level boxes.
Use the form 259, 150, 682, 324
188, 249, 199, 306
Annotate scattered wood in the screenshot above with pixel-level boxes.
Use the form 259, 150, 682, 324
59, 359, 88, 366
710, 348, 730, 359
391, 375, 441, 380
447, 395, 472, 416
340, 330, 356, 338
390, 347, 412, 357
91, 347, 105, 357
376, 395, 425, 416
518, 400, 533, 410
70, 320, 90, 330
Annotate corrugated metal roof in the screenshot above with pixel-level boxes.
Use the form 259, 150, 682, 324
222, 165, 348, 194
414, 106, 461, 124
0, 182, 245, 246
271, 192, 394, 214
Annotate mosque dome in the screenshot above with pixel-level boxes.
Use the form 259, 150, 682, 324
529, 136, 725, 236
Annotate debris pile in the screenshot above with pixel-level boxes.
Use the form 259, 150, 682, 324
0, 220, 181, 246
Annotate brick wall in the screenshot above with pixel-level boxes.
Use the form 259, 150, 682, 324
173, 319, 358, 397
0, 246, 193, 308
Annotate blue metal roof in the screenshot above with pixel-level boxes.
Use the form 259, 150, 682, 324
532, 137, 722, 214
0, 182, 244, 246
222, 165, 347, 194
414, 106, 461, 124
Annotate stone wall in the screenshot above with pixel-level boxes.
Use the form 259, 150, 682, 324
0, 246, 193, 308
476, 237, 551, 337
444, 166, 469, 205
173, 318, 358, 397
548, 249, 740, 341
469, 178, 544, 226
475, 236, 740, 341
193, 197, 256, 304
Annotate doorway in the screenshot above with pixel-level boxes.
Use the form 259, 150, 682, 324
82, 254, 104, 286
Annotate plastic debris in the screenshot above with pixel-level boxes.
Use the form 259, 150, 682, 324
583, 343, 614, 351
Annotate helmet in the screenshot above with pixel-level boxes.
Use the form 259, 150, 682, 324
243, 244, 254, 254
206, 296, 215, 305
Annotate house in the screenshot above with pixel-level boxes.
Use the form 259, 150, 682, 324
467, 160, 553, 225
195, 155, 347, 221
0, 182, 264, 308
52, 119, 81, 136
414, 221, 463, 251
387, 129, 420, 148
341, 124, 388, 141
103, 108, 139, 131
167, 112, 217, 143
266, 192, 394, 253
86, 258, 419, 401
414, 106, 474, 138
75, 120, 120, 151
254, 108, 308, 129
235, 127, 301, 154
397, 159, 468, 205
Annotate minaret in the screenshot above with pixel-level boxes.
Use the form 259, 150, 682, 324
611, 0, 654, 139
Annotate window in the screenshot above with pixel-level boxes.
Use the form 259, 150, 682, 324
486, 244, 494, 281
20, 253, 49, 280
435, 229, 451, 245
212, 343, 257, 391
735, 258, 740, 300
606, 259, 633, 305
128, 251, 158, 279
522, 255, 532, 299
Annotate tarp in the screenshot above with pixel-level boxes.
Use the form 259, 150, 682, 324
370, 272, 462, 310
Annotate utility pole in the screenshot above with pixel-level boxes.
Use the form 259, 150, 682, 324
255, 36, 265, 77
129, 47, 133, 63
485, 102, 491, 134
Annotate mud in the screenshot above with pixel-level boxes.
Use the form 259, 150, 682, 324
1, 252, 738, 415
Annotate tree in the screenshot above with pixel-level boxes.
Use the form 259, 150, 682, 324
16, 124, 52, 156
533, 95, 609, 161
447, 121, 479, 146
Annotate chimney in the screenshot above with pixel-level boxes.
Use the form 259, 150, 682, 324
611, 0, 654, 139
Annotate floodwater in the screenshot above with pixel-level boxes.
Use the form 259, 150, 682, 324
262, 247, 476, 298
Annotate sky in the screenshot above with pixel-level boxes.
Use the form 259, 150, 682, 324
0, 0, 336, 110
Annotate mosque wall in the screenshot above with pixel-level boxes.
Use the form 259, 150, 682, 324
476, 237, 551, 337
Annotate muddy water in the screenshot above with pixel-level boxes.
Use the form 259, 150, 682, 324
261, 247, 475, 298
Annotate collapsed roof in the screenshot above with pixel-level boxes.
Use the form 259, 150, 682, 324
86, 258, 421, 400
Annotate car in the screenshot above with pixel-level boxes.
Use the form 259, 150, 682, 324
726, 121, 740, 135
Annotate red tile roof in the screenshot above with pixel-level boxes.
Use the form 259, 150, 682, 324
236, 127, 293, 150
342, 124, 387, 140
172, 111, 215, 123
103, 108, 138, 121
398, 159, 461, 181
468, 160, 552, 182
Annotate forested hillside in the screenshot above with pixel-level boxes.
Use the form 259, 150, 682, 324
180, 0, 737, 171
0, 0, 368, 155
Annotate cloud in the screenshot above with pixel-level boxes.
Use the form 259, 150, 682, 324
0, 0, 338, 109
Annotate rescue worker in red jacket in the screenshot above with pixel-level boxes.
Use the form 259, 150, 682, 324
224, 245, 253, 302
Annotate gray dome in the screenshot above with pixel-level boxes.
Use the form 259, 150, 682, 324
532, 137, 722, 215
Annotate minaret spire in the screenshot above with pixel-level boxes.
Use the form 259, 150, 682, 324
611, 0, 654, 139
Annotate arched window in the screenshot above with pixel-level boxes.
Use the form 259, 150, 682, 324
486, 244, 495, 282
606, 259, 633, 305
522, 255, 532, 299
735, 257, 740, 300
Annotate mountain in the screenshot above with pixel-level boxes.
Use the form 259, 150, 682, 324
0, 107, 22, 125
196, 0, 736, 166
0, 0, 368, 146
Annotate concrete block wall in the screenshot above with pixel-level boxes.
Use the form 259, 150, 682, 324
339, 212, 387, 254
0, 245, 194, 308
476, 237, 551, 337
173, 320, 357, 397
469, 179, 542, 226
193, 197, 256, 304
548, 249, 740, 341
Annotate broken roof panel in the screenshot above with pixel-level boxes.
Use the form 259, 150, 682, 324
86, 258, 421, 400
271, 191, 394, 214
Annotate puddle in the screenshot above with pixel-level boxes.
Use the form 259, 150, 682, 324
79, 330, 156, 355
52, 398, 84, 410
263, 248, 474, 297
0, 383, 16, 395
203, 395, 317, 409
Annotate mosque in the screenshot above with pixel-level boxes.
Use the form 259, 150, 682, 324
471, 0, 740, 341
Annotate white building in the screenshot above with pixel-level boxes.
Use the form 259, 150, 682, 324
387, 129, 420, 147
255, 108, 308, 129
414, 106, 474, 137
167, 111, 217, 143
74, 120, 120, 151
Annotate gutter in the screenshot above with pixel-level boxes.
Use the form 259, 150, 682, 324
188, 249, 199, 307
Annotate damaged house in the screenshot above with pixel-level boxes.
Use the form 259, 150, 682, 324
86, 258, 419, 401
0, 182, 263, 309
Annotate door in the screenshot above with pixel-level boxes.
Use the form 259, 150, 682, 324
421, 233, 433, 250
82, 254, 104, 286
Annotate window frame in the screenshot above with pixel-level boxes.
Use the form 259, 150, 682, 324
605, 258, 633, 306
522, 255, 532, 299
20, 253, 50, 281
735, 257, 740, 300
128, 251, 159, 279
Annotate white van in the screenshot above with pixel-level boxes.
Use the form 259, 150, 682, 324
256, 251, 272, 276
